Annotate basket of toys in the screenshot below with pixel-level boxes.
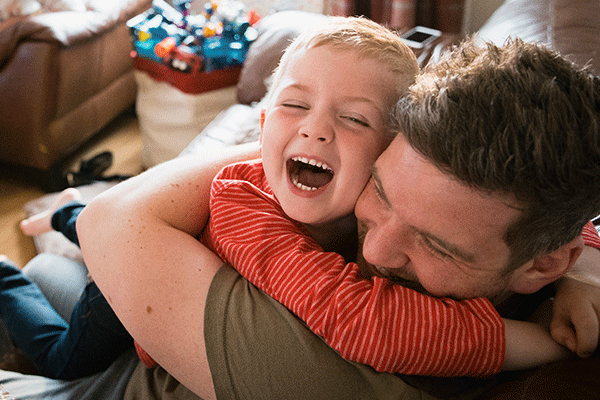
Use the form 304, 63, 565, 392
127, 0, 260, 167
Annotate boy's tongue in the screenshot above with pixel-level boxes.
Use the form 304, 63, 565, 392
297, 167, 332, 188
288, 159, 334, 189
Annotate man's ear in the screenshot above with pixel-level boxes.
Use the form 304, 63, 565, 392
508, 236, 584, 294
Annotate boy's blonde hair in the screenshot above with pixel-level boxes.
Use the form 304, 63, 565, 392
265, 17, 418, 109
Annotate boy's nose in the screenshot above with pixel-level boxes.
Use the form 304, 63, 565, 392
298, 117, 334, 143
300, 131, 333, 142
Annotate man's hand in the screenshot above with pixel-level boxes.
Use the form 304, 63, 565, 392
550, 246, 600, 357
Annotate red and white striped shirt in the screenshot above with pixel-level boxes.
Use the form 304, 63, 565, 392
202, 160, 506, 377
582, 221, 600, 249
136, 161, 600, 371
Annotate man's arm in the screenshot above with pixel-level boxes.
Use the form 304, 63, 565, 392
76, 142, 260, 398
492, 225, 600, 370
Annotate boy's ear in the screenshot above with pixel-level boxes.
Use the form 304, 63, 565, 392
259, 109, 266, 144
508, 236, 584, 294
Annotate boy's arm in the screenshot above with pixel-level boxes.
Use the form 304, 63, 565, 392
502, 319, 571, 371
503, 223, 600, 369
76, 142, 260, 398
208, 172, 504, 377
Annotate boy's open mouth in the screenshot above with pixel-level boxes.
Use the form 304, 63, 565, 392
287, 156, 334, 191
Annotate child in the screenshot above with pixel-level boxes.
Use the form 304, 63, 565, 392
2, 17, 592, 380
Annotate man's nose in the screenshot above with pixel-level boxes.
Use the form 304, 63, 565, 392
356, 180, 413, 270
389, 250, 411, 270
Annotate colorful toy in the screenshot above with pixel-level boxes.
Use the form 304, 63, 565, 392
127, 0, 258, 74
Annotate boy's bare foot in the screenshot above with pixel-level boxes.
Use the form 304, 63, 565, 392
20, 188, 82, 236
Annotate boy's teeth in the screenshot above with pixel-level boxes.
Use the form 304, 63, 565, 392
291, 156, 331, 172
291, 175, 318, 191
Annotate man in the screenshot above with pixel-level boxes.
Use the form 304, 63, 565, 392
357, 37, 600, 308
1, 38, 597, 399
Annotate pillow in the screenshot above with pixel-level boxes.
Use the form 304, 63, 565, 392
1, 0, 41, 21
40, 0, 86, 12
236, 10, 329, 105
475, 0, 550, 45
551, 0, 600, 74
475, 0, 600, 74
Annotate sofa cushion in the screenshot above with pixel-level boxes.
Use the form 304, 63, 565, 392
551, 0, 600, 74
476, 0, 550, 45
236, 10, 329, 105
476, 0, 600, 73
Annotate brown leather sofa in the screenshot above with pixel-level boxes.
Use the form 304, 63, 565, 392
413, 0, 599, 74
474, 0, 599, 74
0, 0, 151, 186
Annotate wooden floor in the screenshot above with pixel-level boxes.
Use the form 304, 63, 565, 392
0, 110, 144, 268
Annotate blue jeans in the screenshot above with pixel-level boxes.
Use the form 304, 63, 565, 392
0, 202, 134, 379
0, 254, 138, 399
0, 261, 133, 379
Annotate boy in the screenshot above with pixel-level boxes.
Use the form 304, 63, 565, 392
3, 17, 596, 380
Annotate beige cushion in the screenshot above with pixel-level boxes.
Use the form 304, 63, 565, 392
476, 0, 600, 73
236, 10, 329, 105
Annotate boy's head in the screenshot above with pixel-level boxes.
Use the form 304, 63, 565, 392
266, 16, 418, 110
260, 17, 418, 227
396, 37, 600, 271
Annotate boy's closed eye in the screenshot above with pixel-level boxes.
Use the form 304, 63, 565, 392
341, 114, 370, 127
281, 102, 309, 110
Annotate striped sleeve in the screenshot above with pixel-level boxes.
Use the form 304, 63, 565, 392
582, 221, 600, 249
203, 161, 505, 377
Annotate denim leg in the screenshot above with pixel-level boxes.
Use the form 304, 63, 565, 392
22, 253, 88, 322
0, 260, 69, 376
0, 260, 133, 380
51, 201, 85, 247
54, 278, 134, 380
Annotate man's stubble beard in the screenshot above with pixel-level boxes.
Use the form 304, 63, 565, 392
356, 221, 430, 295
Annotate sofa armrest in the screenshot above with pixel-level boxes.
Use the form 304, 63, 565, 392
0, 0, 151, 69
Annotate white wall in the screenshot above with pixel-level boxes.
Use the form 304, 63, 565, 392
462, 0, 505, 34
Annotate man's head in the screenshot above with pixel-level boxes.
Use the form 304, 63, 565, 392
355, 38, 600, 303
259, 17, 419, 226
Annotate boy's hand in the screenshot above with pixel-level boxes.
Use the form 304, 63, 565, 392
550, 246, 600, 358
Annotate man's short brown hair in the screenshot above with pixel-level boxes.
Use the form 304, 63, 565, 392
394, 37, 600, 270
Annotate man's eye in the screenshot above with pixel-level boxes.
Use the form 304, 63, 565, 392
371, 179, 386, 203
421, 236, 452, 259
